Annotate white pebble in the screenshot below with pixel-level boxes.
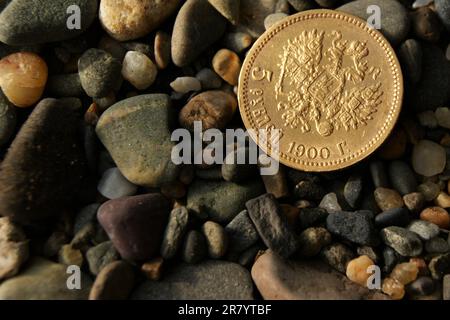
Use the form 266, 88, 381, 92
412, 0, 434, 9
264, 13, 288, 30
122, 51, 157, 90
98, 167, 138, 199
170, 77, 201, 93
412, 140, 447, 177
417, 110, 438, 128
435, 107, 450, 129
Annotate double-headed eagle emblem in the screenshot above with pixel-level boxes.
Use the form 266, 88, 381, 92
275, 29, 383, 137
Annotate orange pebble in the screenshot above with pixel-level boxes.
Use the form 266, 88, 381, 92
0, 52, 48, 108
420, 206, 450, 229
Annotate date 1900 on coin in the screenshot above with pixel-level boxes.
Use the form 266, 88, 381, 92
238, 9, 403, 172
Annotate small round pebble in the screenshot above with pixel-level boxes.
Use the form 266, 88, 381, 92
179, 90, 237, 131
98, 167, 138, 200
264, 13, 288, 30
298, 227, 332, 257
403, 192, 425, 214
201, 221, 228, 259
435, 192, 450, 209
122, 51, 157, 90
212, 49, 241, 86
420, 207, 450, 229
412, 140, 446, 177
382, 277, 405, 300
58, 244, 83, 267
0, 52, 48, 108
374, 187, 404, 211
346, 255, 374, 287
170, 77, 202, 94
435, 107, 450, 129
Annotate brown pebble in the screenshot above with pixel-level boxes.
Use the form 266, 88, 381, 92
0, 52, 48, 108
280, 204, 299, 227
179, 165, 195, 185
374, 187, 404, 211
161, 181, 187, 199
403, 192, 425, 214
261, 166, 289, 199
89, 261, 135, 300
58, 244, 83, 267
420, 206, 450, 229
378, 128, 407, 160
212, 49, 241, 86
390, 262, 419, 285
141, 257, 164, 281
179, 90, 237, 131
411, 7, 441, 42
154, 31, 171, 69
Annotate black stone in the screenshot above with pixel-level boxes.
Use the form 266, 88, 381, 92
388, 161, 418, 196
375, 208, 411, 228
298, 207, 329, 230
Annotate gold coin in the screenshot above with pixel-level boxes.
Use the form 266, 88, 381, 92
238, 9, 403, 172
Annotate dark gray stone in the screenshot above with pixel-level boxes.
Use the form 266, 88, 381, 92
0, 90, 16, 147
411, 44, 450, 112
326, 210, 379, 246
428, 253, 450, 280
86, 241, 119, 275
187, 179, 265, 224
78, 49, 122, 98
172, 0, 227, 66
338, 0, 410, 45
225, 210, 260, 259
370, 161, 389, 188
406, 276, 436, 297
399, 39, 423, 84
161, 206, 190, 260
182, 230, 207, 264
375, 208, 411, 228
47, 74, 84, 98
246, 194, 299, 258
299, 207, 329, 229
388, 161, 418, 195
96, 94, 179, 188
0, 0, 98, 45
344, 174, 363, 208
435, 0, 450, 31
